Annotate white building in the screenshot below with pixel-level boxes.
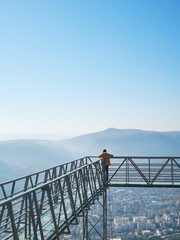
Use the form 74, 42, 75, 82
110, 238, 122, 240
142, 230, 152, 237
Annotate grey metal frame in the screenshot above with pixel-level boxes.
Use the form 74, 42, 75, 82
0, 156, 180, 240
108, 157, 180, 187
0, 157, 104, 240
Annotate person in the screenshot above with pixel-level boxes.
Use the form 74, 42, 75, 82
98, 149, 114, 181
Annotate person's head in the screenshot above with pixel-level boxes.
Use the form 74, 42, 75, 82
103, 149, 107, 153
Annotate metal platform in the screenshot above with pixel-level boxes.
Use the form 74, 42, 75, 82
0, 156, 179, 239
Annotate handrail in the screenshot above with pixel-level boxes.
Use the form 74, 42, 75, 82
0, 160, 99, 206
0, 157, 103, 240
0, 157, 94, 201
108, 156, 180, 187
0, 156, 180, 240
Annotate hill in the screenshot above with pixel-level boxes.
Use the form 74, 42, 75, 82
0, 139, 73, 181
59, 128, 180, 157
1, 128, 180, 181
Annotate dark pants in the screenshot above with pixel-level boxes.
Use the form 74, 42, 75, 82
105, 165, 109, 181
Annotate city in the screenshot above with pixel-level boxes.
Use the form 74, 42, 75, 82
63, 187, 180, 240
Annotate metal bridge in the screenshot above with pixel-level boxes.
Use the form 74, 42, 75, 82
0, 156, 180, 240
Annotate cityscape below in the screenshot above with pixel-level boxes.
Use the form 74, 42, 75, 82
61, 187, 180, 240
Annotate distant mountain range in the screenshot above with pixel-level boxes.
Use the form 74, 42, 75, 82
1, 128, 180, 182
60, 128, 180, 156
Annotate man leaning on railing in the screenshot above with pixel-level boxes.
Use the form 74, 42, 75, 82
98, 149, 114, 181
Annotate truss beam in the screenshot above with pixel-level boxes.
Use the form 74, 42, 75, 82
0, 156, 179, 240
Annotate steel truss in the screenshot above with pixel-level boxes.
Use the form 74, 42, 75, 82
0, 156, 180, 240
108, 157, 180, 187
82, 187, 108, 240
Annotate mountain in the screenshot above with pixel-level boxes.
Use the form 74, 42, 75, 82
58, 128, 180, 157
0, 139, 73, 181
1, 128, 180, 182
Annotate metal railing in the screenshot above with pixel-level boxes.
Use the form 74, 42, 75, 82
0, 157, 91, 201
0, 156, 180, 240
0, 157, 103, 240
108, 157, 180, 187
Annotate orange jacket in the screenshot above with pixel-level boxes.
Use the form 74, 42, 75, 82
98, 152, 114, 166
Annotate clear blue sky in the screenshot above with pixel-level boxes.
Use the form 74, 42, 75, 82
0, 0, 180, 136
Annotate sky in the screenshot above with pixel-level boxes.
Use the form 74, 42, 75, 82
0, 0, 180, 137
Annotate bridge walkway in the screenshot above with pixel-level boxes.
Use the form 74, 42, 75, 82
0, 156, 179, 239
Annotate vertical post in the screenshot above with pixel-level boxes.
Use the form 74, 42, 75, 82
103, 189, 107, 240
102, 158, 108, 240
149, 158, 151, 185
82, 209, 88, 240
126, 158, 129, 184
171, 158, 174, 186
